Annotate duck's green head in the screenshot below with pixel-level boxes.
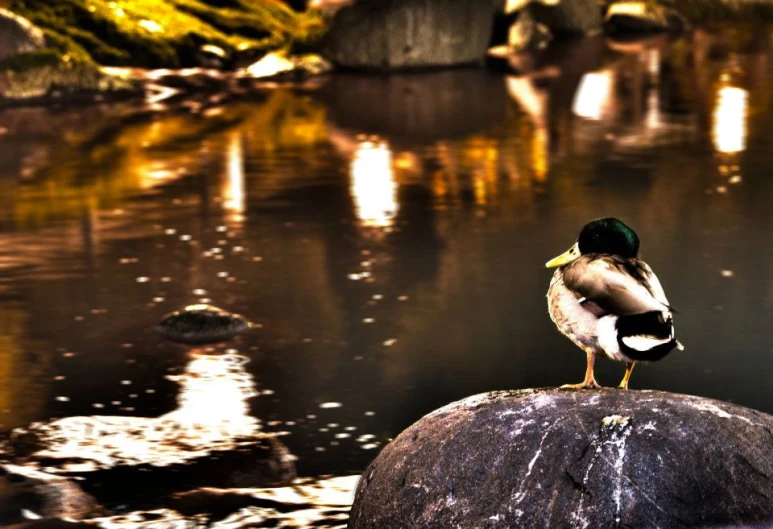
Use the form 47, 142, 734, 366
546, 218, 640, 268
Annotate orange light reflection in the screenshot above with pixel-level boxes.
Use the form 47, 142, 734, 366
224, 131, 246, 222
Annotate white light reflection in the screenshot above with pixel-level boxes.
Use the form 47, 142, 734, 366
647, 48, 660, 84
572, 70, 614, 120
712, 83, 748, 154
164, 352, 259, 443
15, 352, 262, 470
223, 131, 246, 222
645, 89, 661, 130
350, 140, 398, 228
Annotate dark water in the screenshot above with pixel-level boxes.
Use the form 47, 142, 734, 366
0, 27, 772, 479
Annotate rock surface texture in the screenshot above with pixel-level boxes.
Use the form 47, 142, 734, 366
530, 0, 602, 35
155, 304, 250, 345
349, 389, 773, 528
322, 0, 496, 69
0, 9, 45, 61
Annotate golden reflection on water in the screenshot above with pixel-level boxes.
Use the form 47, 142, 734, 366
713, 79, 749, 154
3, 92, 330, 228
531, 126, 550, 183
0, 306, 48, 429
350, 140, 398, 228
223, 131, 247, 223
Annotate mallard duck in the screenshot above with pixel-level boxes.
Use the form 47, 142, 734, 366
545, 218, 683, 389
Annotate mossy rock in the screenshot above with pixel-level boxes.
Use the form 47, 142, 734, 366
8, 0, 328, 69
0, 63, 135, 101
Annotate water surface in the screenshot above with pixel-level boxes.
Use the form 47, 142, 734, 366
0, 27, 772, 479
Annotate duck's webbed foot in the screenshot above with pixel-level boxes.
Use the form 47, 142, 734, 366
560, 351, 603, 390
617, 362, 636, 390
560, 379, 602, 390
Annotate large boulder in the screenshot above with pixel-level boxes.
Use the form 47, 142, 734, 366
0, 9, 44, 61
321, 0, 497, 69
349, 389, 773, 528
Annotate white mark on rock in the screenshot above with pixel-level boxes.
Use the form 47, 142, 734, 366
506, 418, 536, 437
513, 420, 561, 507
606, 416, 633, 526
573, 416, 633, 529
686, 400, 755, 425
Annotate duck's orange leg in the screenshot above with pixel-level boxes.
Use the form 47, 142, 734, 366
561, 351, 602, 389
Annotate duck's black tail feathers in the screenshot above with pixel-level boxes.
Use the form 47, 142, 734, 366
616, 311, 679, 362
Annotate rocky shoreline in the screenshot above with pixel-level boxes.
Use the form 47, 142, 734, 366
2, 0, 772, 107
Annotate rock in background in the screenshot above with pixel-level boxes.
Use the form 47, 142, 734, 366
529, 0, 603, 36
321, 0, 497, 69
349, 389, 773, 528
0, 8, 44, 61
507, 10, 552, 52
605, 1, 689, 33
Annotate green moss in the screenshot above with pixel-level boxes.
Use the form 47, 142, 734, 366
7, 0, 329, 68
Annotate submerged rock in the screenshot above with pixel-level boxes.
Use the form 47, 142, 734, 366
0, 465, 104, 525
155, 304, 250, 345
349, 389, 773, 528
0, 9, 44, 61
322, 0, 497, 69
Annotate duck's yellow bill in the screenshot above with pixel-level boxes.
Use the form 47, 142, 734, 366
545, 243, 580, 268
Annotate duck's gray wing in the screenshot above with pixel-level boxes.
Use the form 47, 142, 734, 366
562, 256, 672, 316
